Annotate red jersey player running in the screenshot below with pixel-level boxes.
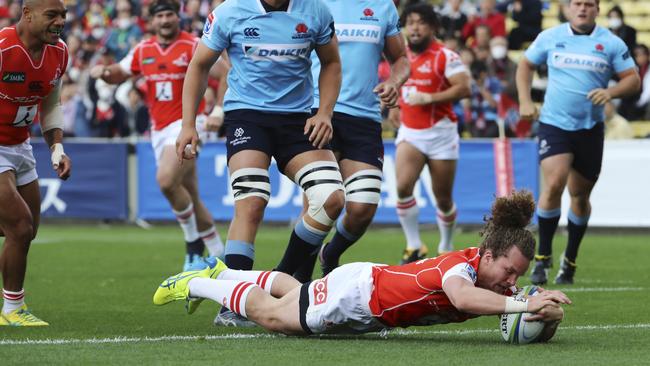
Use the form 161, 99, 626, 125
0, 0, 71, 326
154, 190, 570, 338
91, 0, 225, 271
389, 4, 471, 263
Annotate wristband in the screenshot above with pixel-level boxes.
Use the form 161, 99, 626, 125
50, 143, 66, 168
504, 297, 528, 313
209, 105, 224, 119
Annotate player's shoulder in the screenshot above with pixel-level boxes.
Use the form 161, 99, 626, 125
539, 23, 567, 39
0, 26, 19, 48
178, 31, 199, 43
594, 25, 628, 48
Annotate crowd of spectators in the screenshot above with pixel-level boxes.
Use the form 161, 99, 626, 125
1, 0, 648, 139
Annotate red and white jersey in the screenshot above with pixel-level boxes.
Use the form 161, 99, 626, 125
119, 31, 205, 131
399, 41, 466, 129
369, 247, 484, 327
0, 26, 68, 145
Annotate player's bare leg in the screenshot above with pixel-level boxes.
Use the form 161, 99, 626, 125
426, 158, 457, 254
556, 168, 597, 284
317, 159, 380, 276
394, 141, 427, 263
157, 145, 209, 269
276, 150, 345, 282
531, 153, 572, 284
0, 173, 39, 317
181, 162, 224, 257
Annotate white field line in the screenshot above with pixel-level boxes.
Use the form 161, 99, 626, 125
554, 287, 644, 292
2, 323, 650, 346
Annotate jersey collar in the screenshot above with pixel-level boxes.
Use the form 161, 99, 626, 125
255, 0, 293, 14
565, 23, 599, 37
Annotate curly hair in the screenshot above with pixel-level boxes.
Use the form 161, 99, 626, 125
479, 190, 536, 260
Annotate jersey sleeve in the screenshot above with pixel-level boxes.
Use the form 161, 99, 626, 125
201, 6, 230, 51
60, 41, 70, 75
118, 46, 137, 76
441, 262, 478, 286
611, 37, 636, 73
385, 1, 400, 38
443, 48, 468, 78
524, 29, 551, 65
314, 1, 335, 45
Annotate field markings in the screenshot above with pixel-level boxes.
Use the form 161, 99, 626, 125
2, 323, 649, 346
555, 287, 644, 293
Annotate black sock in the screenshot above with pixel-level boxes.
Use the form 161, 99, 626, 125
322, 231, 355, 269
537, 215, 560, 257
292, 248, 319, 283
565, 219, 588, 263
186, 238, 205, 257
275, 230, 319, 276
225, 254, 253, 271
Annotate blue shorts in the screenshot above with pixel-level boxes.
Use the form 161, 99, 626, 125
537, 122, 604, 182
324, 111, 384, 170
224, 109, 330, 172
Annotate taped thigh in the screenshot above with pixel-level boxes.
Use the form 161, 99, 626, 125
295, 161, 343, 226
230, 168, 271, 202
344, 169, 382, 205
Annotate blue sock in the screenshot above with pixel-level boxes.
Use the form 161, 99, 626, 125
224, 240, 255, 270
565, 209, 589, 263
322, 217, 363, 270
276, 219, 328, 282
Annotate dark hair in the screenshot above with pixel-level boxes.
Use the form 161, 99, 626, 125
635, 44, 649, 57
400, 3, 439, 30
479, 190, 536, 261
607, 5, 624, 19
149, 0, 180, 16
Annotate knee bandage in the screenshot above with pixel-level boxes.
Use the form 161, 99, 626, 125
295, 161, 344, 227
230, 168, 271, 202
344, 169, 383, 205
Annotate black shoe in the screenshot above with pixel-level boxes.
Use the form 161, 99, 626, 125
530, 255, 552, 285
554, 256, 577, 285
400, 244, 428, 265
319, 243, 338, 277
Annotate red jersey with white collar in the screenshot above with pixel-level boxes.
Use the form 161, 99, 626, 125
119, 31, 204, 131
398, 41, 466, 129
0, 26, 68, 145
369, 247, 483, 327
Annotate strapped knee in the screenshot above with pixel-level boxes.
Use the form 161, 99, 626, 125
230, 168, 271, 202
344, 169, 382, 205
295, 161, 344, 227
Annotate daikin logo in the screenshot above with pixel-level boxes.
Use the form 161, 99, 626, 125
335, 24, 381, 44
243, 42, 310, 61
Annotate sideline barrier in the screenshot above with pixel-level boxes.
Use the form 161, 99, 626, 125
136, 140, 539, 224
33, 141, 129, 219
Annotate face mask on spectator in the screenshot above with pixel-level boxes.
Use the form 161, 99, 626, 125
608, 17, 622, 29
491, 45, 507, 60
117, 18, 132, 30
92, 27, 105, 40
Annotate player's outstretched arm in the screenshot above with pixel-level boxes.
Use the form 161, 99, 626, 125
40, 81, 71, 180
374, 34, 409, 109
307, 36, 341, 149
89, 63, 131, 85
515, 57, 538, 121
178, 42, 221, 160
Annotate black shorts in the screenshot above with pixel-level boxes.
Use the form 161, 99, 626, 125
537, 121, 604, 182
224, 109, 331, 172
320, 110, 384, 170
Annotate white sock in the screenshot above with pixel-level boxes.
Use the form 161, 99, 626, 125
217, 269, 278, 293
188, 278, 257, 317
437, 204, 457, 253
199, 226, 225, 257
2, 288, 25, 314
396, 196, 422, 250
172, 203, 200, 242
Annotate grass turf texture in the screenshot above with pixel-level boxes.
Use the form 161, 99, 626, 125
1, 224, 649, 365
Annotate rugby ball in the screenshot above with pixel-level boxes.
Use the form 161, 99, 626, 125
500, 285, 545, 344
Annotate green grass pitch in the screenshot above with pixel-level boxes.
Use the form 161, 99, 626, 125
1, 224, 649, 365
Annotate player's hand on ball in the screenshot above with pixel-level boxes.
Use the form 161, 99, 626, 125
304, 112, 333, 149
587, 88, 612, 105
519, 101, 538, 121
525, 303, 564, 322
526, 290, 572, 313
176, 126, 200, 162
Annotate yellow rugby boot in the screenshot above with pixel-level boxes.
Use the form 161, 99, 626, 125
0, 305, 49, 326
186, 256, 228, 314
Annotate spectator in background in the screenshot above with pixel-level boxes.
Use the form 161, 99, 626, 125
604, 101, 634, 139
125, 86, 151, 136
438, 0, 468, 40
499, 0, 542, 50
607, 5, 636, 52
466, 60, 508, 137
83, 0, 111, 41
633, 44, 650, 120
462, 0, 505, 46
471, 24, 491, 50
104, 0, 143, 60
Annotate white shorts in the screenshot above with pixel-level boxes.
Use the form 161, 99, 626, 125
0, 141, 38, 186
300, 262, 386, 334
150, 116, 207, 164
395, 120, 459, 160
